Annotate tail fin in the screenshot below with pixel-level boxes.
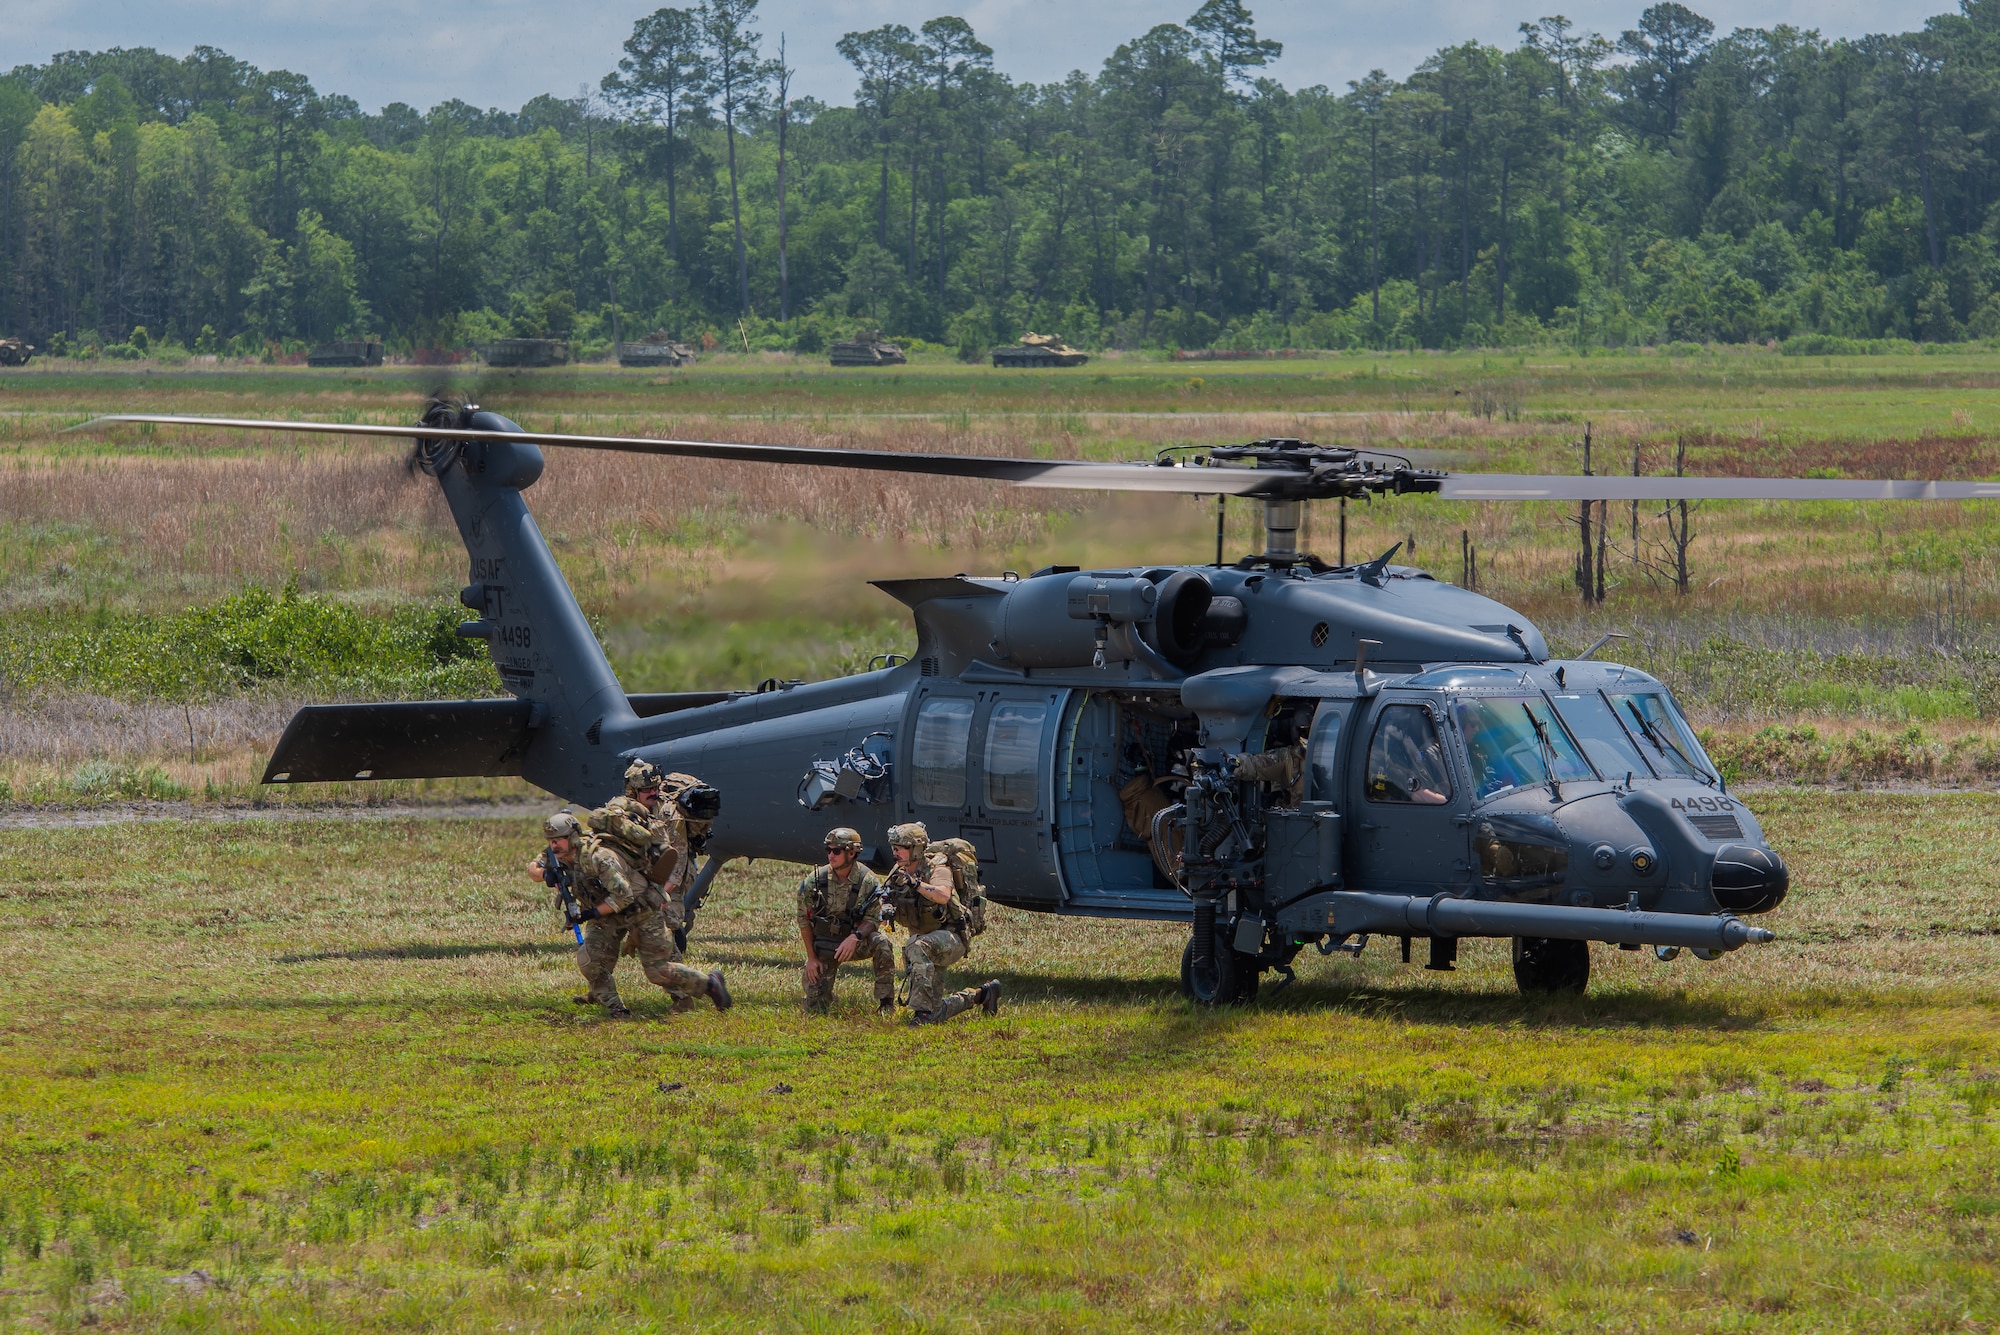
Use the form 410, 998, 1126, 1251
421, 399, 637, 802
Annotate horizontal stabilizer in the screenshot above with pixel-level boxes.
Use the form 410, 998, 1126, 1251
263, 700, 537, 784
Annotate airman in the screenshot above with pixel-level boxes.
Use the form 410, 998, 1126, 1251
883, 822, 998, 1026
553, 767, 731, 1017
798, 827, 896, 1014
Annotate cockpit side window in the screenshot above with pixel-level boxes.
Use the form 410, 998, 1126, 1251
1365, 704, 1455, 805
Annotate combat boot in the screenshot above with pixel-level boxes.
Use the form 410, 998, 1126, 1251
978, 979, 1002, 1016
877, 997, 896, 1018
605, 1002, 633, 1019
906, 1010, 933, 1027
707, 971, 733, 1012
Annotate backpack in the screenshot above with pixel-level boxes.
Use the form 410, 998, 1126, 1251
586, 802, 651, 859
931, 837, 988, 937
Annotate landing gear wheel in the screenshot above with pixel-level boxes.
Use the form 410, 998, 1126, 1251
1513, 936, 1590, 995
1181, 932, 1256, 1006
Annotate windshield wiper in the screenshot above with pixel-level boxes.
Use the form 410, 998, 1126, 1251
1522, 703, 1562, 800
1623, 699, 1713, 786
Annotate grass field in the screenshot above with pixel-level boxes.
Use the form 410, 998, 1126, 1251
2, 354, 1999, 1328
0, 792, 1995, 1331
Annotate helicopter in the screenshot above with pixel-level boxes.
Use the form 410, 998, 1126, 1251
89, 401, 2000, 1000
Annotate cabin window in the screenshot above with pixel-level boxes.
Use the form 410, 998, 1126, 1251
983, 701, 1048, 811
1453, 696, 1594, 800
1307, 702, 1348, 802
1364, 705, 1455, 805
913, 697, 974, 807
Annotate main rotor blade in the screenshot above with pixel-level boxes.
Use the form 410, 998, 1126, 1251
79, 414, 1277, 496
1442, 474, 2000, 501
82, 417, 2000, 502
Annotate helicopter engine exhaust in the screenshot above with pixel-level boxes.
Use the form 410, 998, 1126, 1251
1318, 892, 1776, 953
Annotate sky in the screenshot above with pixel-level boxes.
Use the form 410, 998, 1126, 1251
5, 0, 1955, 114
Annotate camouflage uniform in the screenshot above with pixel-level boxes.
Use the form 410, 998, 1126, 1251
575, 833, 714, 1012
1234, 737, 1308, 807
885, 839, 989, 1023
797, 861, 894, 1010
594, 792, 692, 944
651, 811, 700, 937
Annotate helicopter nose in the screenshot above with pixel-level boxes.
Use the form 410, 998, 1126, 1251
1710, 844, 1789, 915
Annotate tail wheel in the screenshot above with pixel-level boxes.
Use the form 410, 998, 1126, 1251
1513, 936, 1590, 995
1180, 928, 1260, 1006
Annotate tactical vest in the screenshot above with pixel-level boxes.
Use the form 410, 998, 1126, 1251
890, 851, 976, 938
805, 865, 879, 936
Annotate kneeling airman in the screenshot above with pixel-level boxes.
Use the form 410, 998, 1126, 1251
531, 804, 730, 1019
884, 822, 998, 1026
798, 827, 896, 1015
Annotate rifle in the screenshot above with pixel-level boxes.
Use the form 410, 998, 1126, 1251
541, 846, 588, 944
869, 881, 900, 933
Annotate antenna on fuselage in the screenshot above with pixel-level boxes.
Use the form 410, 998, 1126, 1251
1576, 631, 1629, 661
1356, 542, 1404, 587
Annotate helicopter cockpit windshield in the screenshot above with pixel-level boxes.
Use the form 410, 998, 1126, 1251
1447, 686, 1717, 801
1606, 691, 1716, 783
1452, 696, 1593, 800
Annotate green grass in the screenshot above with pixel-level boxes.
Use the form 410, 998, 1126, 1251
0, 791, 1996, 1330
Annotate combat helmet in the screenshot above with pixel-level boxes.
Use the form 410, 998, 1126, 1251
886, 822, 930, 855
624, 759, 664, 795
824, 827, 863, 852
543, 810, 584, 842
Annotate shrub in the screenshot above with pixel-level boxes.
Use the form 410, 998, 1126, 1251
0, 586, 500, 701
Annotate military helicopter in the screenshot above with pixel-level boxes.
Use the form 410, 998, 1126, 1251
90, 402, 2000, 999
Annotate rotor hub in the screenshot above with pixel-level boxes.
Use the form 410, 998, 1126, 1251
1186, 439, 1446, 565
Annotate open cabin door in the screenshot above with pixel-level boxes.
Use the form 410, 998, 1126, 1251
1054, 691, 1192, 919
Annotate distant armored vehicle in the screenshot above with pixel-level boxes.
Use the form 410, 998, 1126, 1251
829, 333, 907, 367
992, 332, 1088, 368
0, 337, 35, 367
484, 339, 569, 368
307, 339, 383, 368
617, 335, 698, 368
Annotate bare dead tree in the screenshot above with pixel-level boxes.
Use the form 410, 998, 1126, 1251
1630, 441, 1641, 569
1595, 498, 1608, 602
1662, 433, 1696, 594
1571, 421, 1604, 603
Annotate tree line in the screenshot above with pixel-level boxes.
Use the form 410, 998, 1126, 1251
6, 0, 2000, 357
